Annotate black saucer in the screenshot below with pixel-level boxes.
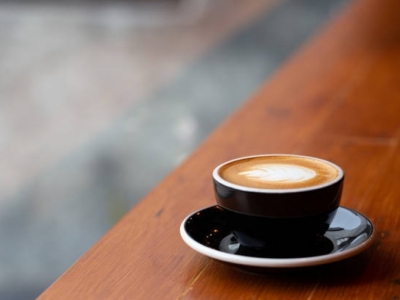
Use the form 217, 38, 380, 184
180, 206, 374, 269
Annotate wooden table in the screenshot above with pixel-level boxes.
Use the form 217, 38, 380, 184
39, 0, 400, 298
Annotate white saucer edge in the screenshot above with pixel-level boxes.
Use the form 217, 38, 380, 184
180, 206, 375, 268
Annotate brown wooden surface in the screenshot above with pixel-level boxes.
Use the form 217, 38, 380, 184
39, 0, 400, 299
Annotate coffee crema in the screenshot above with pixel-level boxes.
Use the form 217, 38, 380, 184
218, 155, 339, 189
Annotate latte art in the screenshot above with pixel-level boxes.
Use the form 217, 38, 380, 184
218, 155, 340, 189
239, 164, 316, 183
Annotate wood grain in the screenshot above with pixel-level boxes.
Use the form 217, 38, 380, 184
39, 0, 400, 298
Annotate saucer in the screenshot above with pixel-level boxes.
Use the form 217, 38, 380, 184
180, 206, 374, 269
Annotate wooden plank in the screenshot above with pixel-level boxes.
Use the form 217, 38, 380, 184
39, 0, 400, 298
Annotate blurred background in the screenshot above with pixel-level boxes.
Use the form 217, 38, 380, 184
0, 0, 349, 298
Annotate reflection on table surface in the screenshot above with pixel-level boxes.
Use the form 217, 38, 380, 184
0, 0, 348, 298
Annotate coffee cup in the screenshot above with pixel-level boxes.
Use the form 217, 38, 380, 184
212, 154, 344, 251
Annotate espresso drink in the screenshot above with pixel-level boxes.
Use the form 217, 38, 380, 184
218, 155, 339, 189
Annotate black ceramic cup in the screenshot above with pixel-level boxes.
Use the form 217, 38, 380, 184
212, 154, 344, 250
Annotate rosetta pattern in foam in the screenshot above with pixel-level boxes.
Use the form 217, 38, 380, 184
238, 164, 316, 184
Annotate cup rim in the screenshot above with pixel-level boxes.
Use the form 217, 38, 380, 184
212, 154, 344, 194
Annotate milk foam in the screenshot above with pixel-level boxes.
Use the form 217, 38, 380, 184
239, 164, 316, 183
218, 155, 340, 189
